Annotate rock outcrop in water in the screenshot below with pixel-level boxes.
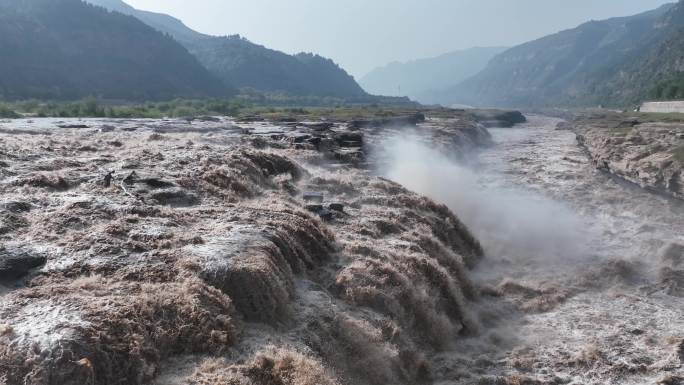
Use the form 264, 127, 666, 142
573, 112, 684, 200
0, 110, 499, 385
468, 109, 527, 128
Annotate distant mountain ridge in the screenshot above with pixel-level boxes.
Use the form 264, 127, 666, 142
83, 0, 211, 44
86, 0, 369, 99
443, 1, 684, 108
360, 47, 507, 104
0, 0, 229, 100
620, 2, 684, 102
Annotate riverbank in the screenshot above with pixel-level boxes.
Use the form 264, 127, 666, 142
425, 116, 684, 385
570, 111, 684, 200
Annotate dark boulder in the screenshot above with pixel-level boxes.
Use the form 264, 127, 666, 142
307, 137, 323, 146
57, 124, 90, 129
496, 110, 527, 125
304, 205, 333, 221
150, 188, 199, 207
333, 132, 363, 147
305, 204, 324, 213
293, 134, 312, 144
469, 109, 527, 128
0, 211, 29, 235
142, 178, 175, 189
3, 201, 32, 213
123, 171, 138, 185
0, 245, 46, 281
328, 203, 345, 212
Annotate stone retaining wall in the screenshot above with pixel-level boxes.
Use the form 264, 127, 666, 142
641, 101, 684, 113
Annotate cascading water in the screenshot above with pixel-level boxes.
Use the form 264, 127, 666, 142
380, 115, 684, 384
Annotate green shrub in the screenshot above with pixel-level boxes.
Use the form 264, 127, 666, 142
651, 74, 684, 100
0, 104, 20, 118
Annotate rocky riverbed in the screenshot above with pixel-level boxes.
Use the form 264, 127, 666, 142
571, 112, 684, 200
2, 109, 682, 385
0, 110, 501, 385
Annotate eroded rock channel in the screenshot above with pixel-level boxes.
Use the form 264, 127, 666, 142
0, 111, 682, 385
0, 112, 491, 385
387, 115, 684, 385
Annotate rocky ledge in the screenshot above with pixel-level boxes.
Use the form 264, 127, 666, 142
0, 109, 525, 385
573, 112, 684, 200
467, 109, 527, 128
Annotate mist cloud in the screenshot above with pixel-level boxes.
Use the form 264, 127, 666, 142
377, 134, 589, 263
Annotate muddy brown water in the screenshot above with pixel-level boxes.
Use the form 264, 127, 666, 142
384, 115, 684, 384
1, 115, 682, 384
480, 116, 684, 384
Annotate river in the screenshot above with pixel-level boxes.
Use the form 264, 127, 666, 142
383, 115, 684, 384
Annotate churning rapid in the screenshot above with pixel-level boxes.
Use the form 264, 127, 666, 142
0, 112, 682, 385
381, 115, 684, 384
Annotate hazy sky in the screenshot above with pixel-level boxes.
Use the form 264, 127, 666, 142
125, 0, 673, 78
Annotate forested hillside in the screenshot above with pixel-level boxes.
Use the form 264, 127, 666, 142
0, 0, 228, 100
443, 2, 684, 108
87, 0, 369, 99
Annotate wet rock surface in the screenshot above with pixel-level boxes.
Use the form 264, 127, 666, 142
0, 112, 494, 385
0, 245, 46, 282
572, 112, 684, 200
